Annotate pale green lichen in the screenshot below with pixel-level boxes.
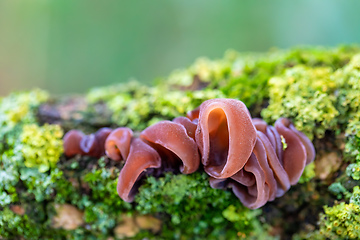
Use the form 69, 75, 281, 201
92, 82, 225, 130
304, 186, 360, 240
86, 80, 146, 104
0, 90, 50, 207
319, 202, 360, 239
20, 124, 64, 172
262, 66, 339, 140
298, 162, 316, 184
346, 162, 360, 180
350, 186, 360, 206
167, 55, 232, 87
0, 89, 49, 150
328, 182, 352, 200
0, 89, 48, 127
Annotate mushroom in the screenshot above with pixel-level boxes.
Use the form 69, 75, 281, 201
104, 127, 133, 161
63, 127, 112, 158
140, 120, 200, 174
116, 138, 162, 202
274, 118, 314, 185
195, 99, 257, 179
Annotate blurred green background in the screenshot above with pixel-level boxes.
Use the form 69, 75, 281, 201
0, 0, 359, 96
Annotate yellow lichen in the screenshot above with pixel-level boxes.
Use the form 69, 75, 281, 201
21, 124, 64, 172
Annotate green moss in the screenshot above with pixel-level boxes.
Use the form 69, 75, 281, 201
82, 158, 132, 233
221, 45, 359, 110
167, 55, 232, 87
19, 167, 76, 203
0, 207, 65, 240
135, 172, 270, 239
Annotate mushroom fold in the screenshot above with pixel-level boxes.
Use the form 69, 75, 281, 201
140, 121, 200, 174
195, 99, 257, 179
104, 127, 133, 161
117, 138, 161, 202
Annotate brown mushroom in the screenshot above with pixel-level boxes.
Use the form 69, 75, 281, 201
104, 127, 133, 161
275, 118, 309, 185
195, 99, 257, 179
172, 116, 197, 140
140, 120, 200, 174
63, 130, 85, 157
117, 138, 161, 202
63, 127, 112, 158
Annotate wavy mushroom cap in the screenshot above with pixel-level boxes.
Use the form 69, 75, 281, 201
230, 153, 270, 209
63, 130, 86, 157
256, 131, 290, 197
288, 123, 316, 165
117, 138, 161, 202
209, 117, 314, 209
186, 107, 200, 121
210, 153, 270, 209
251, 136, 278, 201
195, 99, 257, 179
275, 118, 311, 185
140, 120, 200, 174
172, 116, 197, 140
80, 128, 112, 158
63, 128, 112, 158
253, 118, 283, 163
105, 127, 133, 161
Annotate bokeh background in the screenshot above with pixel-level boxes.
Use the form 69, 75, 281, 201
0, 0, 360, 96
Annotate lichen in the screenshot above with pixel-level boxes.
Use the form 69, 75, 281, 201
0, 89, 48, 127
346, 162, 360, 181
20, 124, 64, 172
261, 66, 338, 140
319, 202, 360, 239
88, 82, 225, 130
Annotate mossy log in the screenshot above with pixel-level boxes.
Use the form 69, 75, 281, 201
1, 45, 360, 240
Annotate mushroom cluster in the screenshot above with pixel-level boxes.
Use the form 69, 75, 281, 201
63, 98, 315, 209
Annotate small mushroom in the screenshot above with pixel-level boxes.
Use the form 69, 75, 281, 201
63, 128, 112, 158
